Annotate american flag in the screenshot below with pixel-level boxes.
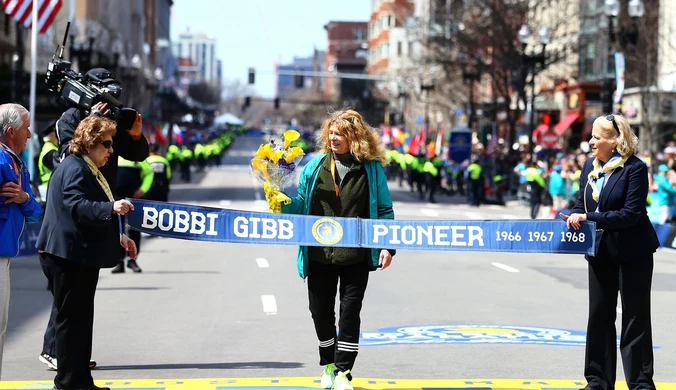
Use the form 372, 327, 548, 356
2, 0, 62, 34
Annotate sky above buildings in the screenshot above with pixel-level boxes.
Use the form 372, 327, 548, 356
171, 0, 372, 98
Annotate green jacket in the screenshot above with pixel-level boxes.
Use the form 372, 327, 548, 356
282, 153, 395, 279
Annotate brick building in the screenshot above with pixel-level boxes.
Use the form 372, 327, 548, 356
323, 21, 368, 102
367, 0, 415, 77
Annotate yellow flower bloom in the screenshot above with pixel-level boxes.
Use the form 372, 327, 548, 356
284, 146, 305, 164
283, 130, 300, 149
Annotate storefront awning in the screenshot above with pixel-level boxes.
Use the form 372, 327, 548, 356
553, 113, 580, 136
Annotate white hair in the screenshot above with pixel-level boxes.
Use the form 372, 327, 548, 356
0, 103, 29, 138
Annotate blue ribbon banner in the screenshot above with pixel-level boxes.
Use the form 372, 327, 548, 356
126, 199, 597, 255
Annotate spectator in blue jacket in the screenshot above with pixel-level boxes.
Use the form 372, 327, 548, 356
0, 103, 42, 378
548, 165, 567, 211
653, 164, 676, 224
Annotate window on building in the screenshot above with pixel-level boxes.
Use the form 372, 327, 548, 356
582, 41, 595, 77
211, 44, 215, 78
387, 14, 392, 27
4, 13, 9, 36
408, 41, 414, 56
188, 43, 193, 61
202, 43, 207, 79
397, 41, 402, 56
382, 43, 389, 57
354, 29, 365, 40
607, 49, 615, 76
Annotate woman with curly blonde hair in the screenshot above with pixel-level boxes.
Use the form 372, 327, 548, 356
278, 109, 395, 390
315, 109, 389, 165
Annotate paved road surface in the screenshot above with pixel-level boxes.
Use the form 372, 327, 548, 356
3, 133, 675, 390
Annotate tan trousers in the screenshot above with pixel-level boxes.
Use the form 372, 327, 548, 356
0, 256, 10, 379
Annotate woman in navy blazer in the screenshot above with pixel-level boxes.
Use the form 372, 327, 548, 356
561, 114, 659, 390
37, 115, 137, 390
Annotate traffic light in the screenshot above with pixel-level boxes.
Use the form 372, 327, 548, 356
248, 68, 255, 85
274, 98, 280, 109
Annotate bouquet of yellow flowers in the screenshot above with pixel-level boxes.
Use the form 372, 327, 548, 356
251, 130, 306, 213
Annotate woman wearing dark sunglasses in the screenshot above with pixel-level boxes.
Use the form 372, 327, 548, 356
561, 114, 659, 390
36, 115, 137, 390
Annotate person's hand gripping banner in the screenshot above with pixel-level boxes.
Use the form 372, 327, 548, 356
251, 130, 305, 213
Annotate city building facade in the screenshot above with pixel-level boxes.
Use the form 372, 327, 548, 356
172, 28, 219, 85
322, 21, 368, 102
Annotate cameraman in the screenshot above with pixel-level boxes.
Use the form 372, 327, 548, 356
54, 68, 149, 189
39, 68, 149, 371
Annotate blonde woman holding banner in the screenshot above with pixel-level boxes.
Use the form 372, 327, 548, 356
274, 109, 395, 390
561, 114, 659, 390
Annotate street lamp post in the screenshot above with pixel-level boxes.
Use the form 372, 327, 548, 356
460, 51, 484, 134
518, 24, 550, 156
420, 82, 435, 146
604, 0, 644, 113
397, 84, 407, 126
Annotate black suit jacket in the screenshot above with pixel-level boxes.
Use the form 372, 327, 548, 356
36, 154, 122, 268
572, 154, 660, 262
55, 107, 149, 192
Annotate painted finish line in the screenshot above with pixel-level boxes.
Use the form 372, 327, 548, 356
126, 199, 597, 255
3, 378, 675, 390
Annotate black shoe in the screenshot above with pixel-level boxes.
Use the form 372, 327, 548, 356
111, 263, 125, 274
127, 259, 142, 273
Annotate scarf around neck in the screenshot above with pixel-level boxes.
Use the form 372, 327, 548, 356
82, 155, 122, 243
82, 155, 114, 201
588, 153, 628, 202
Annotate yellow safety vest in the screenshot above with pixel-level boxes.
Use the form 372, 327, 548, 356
38, 141, 58, 186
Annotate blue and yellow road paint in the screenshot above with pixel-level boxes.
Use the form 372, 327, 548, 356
1, 378, 675, 390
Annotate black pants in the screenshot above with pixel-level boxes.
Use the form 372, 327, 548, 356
308, 260, 369, 377
469, 179, 482, 206
42, 293, 57, 357
40, 253, 99, 390
530, 186, 542, 219
585, 256, 655, 390
427, 175, 440, 202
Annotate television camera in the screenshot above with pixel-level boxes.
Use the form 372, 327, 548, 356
45, 22, 137, 130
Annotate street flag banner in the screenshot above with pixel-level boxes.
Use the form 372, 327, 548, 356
126, 199, 597, 256
614, 52, 626, 105
2, 0, 62, 34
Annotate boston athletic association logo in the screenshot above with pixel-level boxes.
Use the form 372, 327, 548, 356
312, 218, 343, 245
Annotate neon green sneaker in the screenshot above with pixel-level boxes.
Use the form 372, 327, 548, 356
332, 370, 353, 390
320, 363, 336, 389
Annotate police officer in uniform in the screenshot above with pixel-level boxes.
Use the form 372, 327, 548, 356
525, 161, 545, 219
468, 157, 483, 207
114, 156, 153, 273
144, 144, 171, 202
37, 123, 58, 202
